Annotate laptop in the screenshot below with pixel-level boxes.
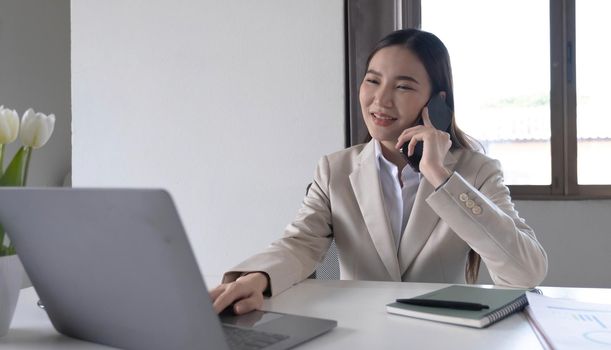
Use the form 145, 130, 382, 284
0, 188, 336, 350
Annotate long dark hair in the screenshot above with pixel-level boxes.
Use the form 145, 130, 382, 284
364, 29, 482, 284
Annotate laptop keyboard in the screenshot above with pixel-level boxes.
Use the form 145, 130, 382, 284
222, 324, 289, 350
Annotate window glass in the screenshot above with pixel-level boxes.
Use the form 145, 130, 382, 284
422, 1, 551, 185
576, 1, 611, 185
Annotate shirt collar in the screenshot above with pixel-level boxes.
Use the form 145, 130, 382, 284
373, 139, 388, 172
373, 139, 419, 181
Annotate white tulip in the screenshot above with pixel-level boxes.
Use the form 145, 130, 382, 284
19, 108, 56, 149
0, 106, 20, 144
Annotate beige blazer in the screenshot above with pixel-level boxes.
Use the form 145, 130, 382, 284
224, 141, 548, 295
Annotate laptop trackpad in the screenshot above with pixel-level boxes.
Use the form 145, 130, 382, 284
220, 310, 284, 328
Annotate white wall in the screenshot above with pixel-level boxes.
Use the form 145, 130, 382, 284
71, 0, 345, 278
515, 200, 611, 288
0, 0, 71, 186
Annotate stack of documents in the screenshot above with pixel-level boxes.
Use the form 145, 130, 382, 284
526, 292, 611, 349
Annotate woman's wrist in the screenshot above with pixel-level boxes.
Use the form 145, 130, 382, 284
237, 271, 269, 294
421, 164, 451, 189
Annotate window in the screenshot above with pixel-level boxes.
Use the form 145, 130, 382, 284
575, 0, 611, 185
422, 0, 550, 186
419, 0, 611, 198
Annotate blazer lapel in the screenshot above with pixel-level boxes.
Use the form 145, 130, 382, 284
398, 151, 459, 276
349, 142, 401, 281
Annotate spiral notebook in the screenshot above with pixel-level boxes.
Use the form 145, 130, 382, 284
386, 285, 529, 328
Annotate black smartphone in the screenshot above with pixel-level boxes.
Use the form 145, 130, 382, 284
401, 94, 453, 172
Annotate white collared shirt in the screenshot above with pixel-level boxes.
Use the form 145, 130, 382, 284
374, 140, 420, 252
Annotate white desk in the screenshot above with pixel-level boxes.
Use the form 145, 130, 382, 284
2, 280, 610, 349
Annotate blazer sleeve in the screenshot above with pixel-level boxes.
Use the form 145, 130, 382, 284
425, 159, 548, 288
223, 156, 334, 296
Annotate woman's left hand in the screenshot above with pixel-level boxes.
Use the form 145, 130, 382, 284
395, 106, 452, 188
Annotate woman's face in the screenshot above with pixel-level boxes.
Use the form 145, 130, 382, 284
359, 45, 432, 144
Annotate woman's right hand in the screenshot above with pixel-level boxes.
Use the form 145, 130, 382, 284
209, 272, 269, 315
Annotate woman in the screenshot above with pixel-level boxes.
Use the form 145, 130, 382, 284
210, 29, 548, 315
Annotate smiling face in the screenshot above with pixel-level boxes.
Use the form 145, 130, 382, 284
359, 45, 432, 145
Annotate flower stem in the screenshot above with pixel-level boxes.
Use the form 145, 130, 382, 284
0, 143, 4, 177
0, 222, 6, 256
22, 146, 32, 186
0, 234, 5, 255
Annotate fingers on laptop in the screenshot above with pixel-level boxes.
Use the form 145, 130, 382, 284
209, 285, 224, 302
233, 291, 264, 314
210, 281, 263, 315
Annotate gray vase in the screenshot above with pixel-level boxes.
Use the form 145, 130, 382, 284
0, 254, 24, 337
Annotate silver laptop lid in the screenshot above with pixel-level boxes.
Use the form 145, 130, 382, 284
0, 188, 229, 350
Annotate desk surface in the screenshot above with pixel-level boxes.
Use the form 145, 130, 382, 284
2, 279, 611, 349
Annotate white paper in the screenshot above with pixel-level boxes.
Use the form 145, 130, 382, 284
526, 292, 611, 349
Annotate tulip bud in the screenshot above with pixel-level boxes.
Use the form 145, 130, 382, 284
0, 106, 20, 144
19, 108, 55, 149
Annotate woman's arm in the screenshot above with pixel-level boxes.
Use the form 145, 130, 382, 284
426, 159, 548, 288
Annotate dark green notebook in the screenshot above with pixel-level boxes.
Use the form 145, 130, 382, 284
386, 285, 529, 328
